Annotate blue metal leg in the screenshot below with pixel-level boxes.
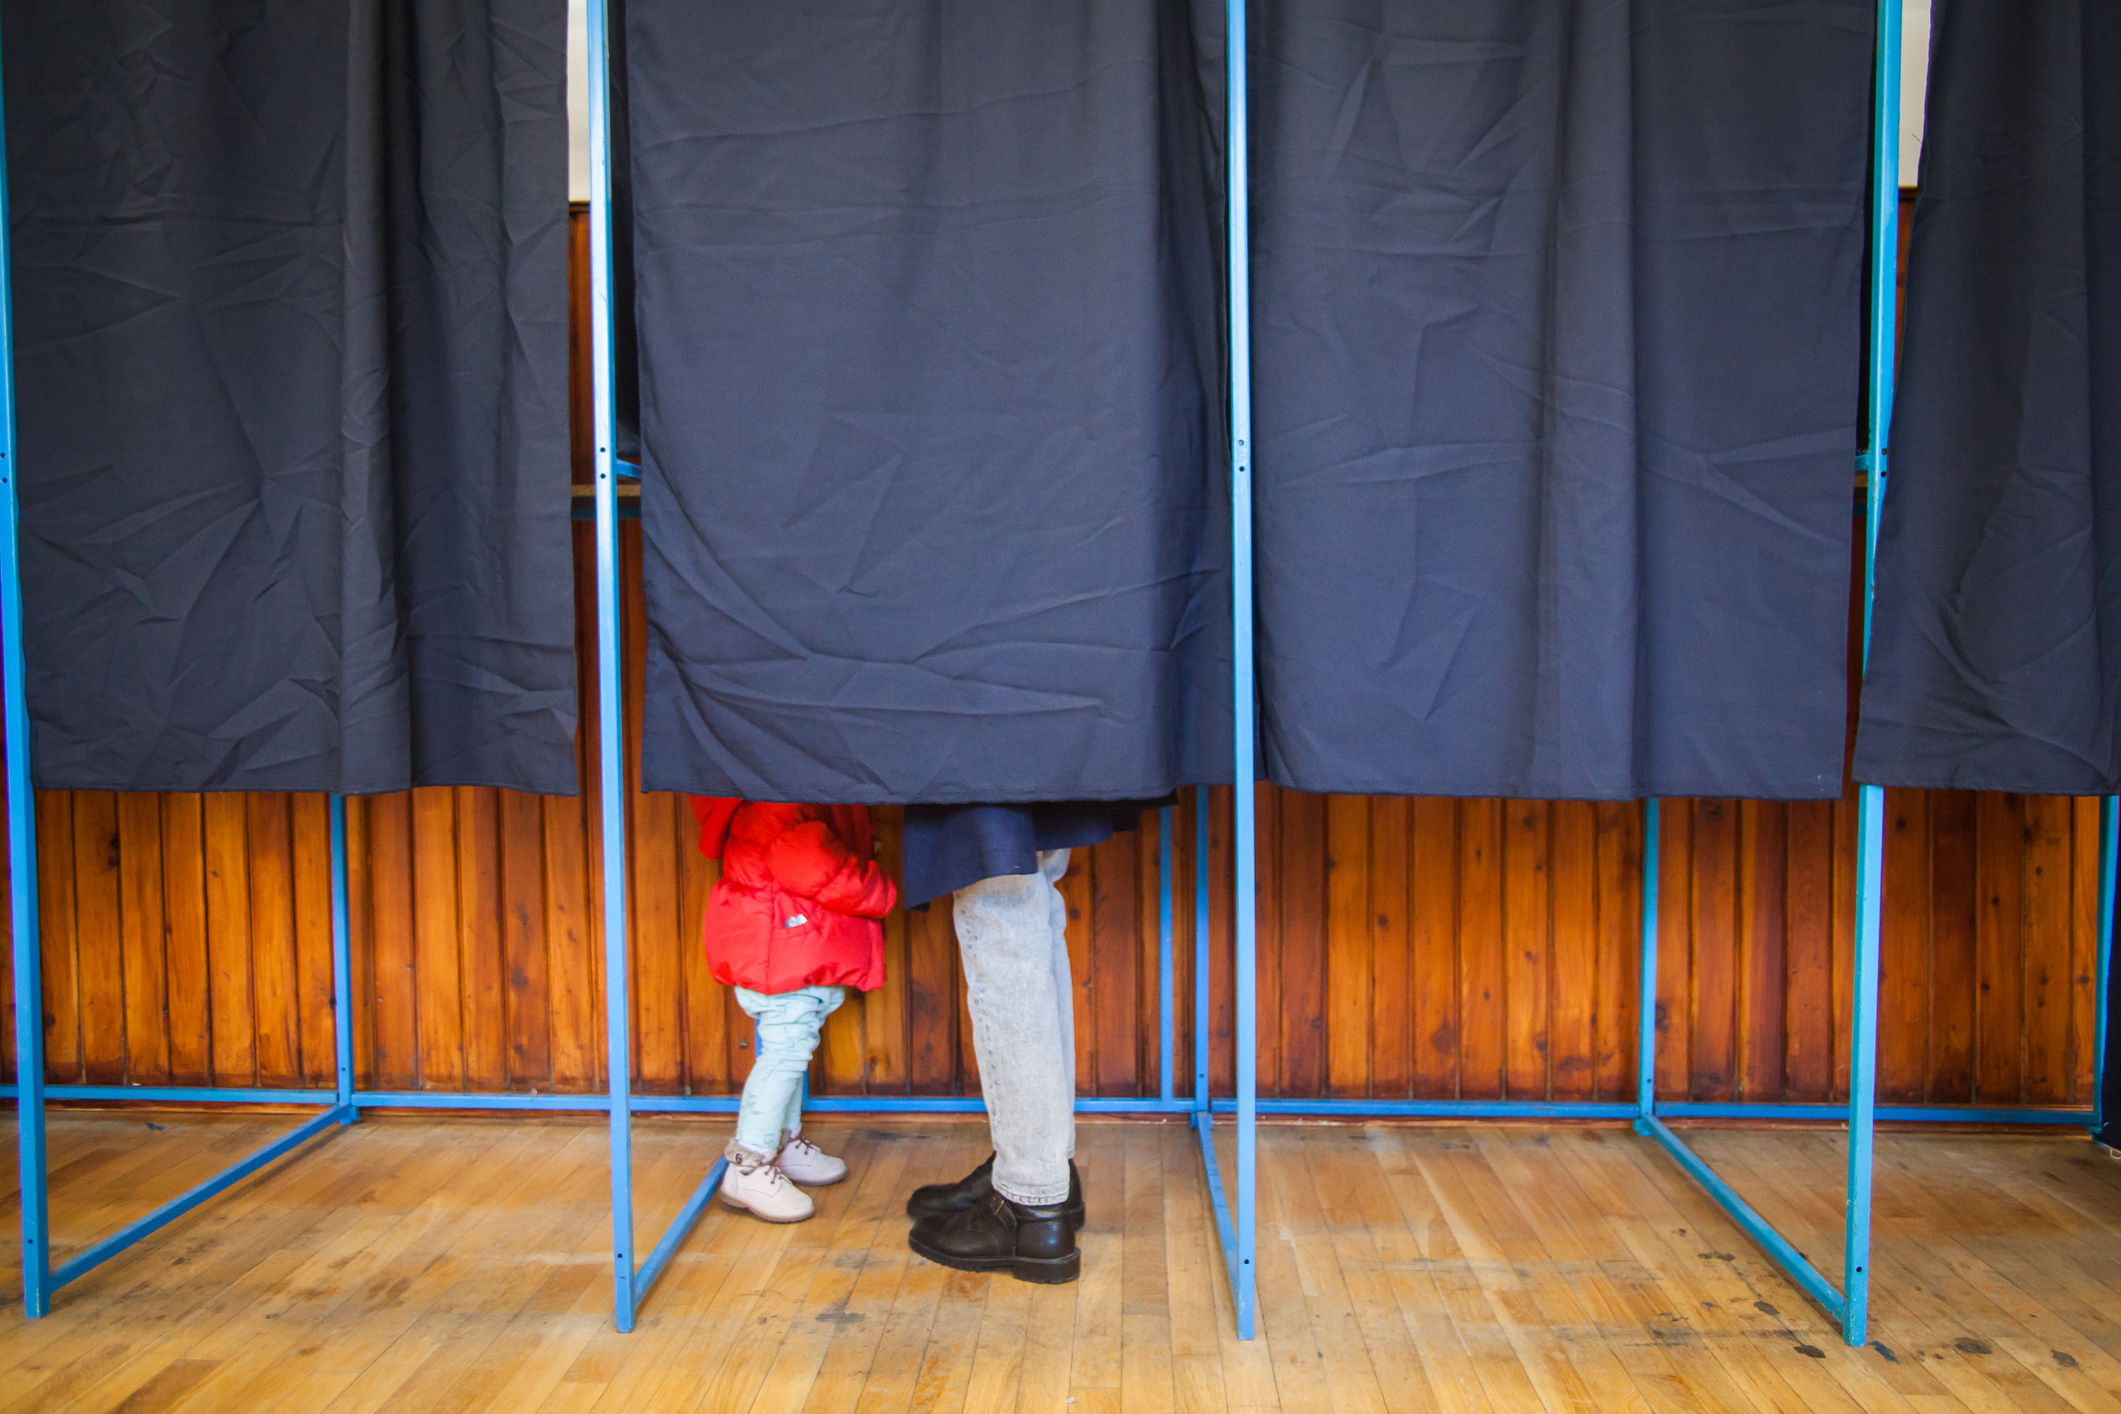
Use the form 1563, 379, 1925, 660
583, 0, 637, 1335
0, 53, 48, 1315
1636, 800, 1661, 1123
2095, 796, 2117, 1138
1160, 806, 1176, 1106
1844, 784, 1886, 1345
1224, 0, 1258, 1346
330, 796, 356, 1124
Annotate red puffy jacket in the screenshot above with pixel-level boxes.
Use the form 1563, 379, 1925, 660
690, 797, 897, 993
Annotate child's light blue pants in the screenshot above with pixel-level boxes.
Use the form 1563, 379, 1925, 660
731, 983, 846, 1157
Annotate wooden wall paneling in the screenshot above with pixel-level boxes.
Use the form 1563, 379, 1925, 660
1974, 792, 2027, 1102
289, 793, 337, 1088
1251, 786, 1284, 1096
1927, 790, 1978, 1102
499, 789, 552, 1089
367, 792, 420, 1089
675, 822, 727, 1095
345, 795, 378, 1086
1548, 801, 1597, 1102
1205, 785, 1235, 1096
1652, 802, 1691, 1100
160, 795, 210, 1087
629, 793, 685, 1095
1458, 798, 1505, 1099
455, 787, 508, 1091
1091, 829, 1141, 1097
1136, 810, 1164, 1096
2022, 793, 2073, 1103
1174, 792, 1201, 1099
1277, 789, 1326, 1099
1502, 799, 1548, 1099
248, 793, 302, 1089
1736, 802, 1787, 1101
1877, 788, 1930, 1102
1368, 795, 1411, 1099
1590, 801, 1638, 1101
1830, 791, 1858, 1099
1782, 799, 1836, 1101
201, 793, 255, 1087
34, 792, 79, 1084
547, 526, 602, 1092
1324, 793, 1370, 1099
1689, 799, 1738, 1102
904, 881, 957, 1096
114, 792, 168, 1085
2071, 795, 2101, 1102
1410, 797, 1458, 1097
405, 786, 464, 1089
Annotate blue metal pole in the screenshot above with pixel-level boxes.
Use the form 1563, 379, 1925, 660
1635, 800, 1661, 1124
1160, 806, 1176, 1106
2095, 796, 2117, 1137
1195, 788, 1211, 1115
1844, 0, 1905, 1349
1225, 0, 1258, 1345
330, 796, 355, 1123
584, 0, 636, 1335
0, 34, 46, 1314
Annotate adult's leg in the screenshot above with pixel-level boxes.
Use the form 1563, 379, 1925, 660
1041, 850, 1077, 1162
954, 849, 1076, 1206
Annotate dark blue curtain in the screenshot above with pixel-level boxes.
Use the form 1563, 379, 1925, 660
1251, 0, 1874, 799
4, 0, 578, 794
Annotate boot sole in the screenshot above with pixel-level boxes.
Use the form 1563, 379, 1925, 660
907, 1228, 1080, 1284
783, 1169, 849, 1188
719, 1192, 813, 1223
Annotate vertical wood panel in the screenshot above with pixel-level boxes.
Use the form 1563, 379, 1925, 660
1878, 789, 1930, 1102
115, 792, 169, 1085
248, 793, 301, 1089
1410, 798, 1457, 1098
1591, 801, 1638, 1102
1653, 803, 1692, 1101
1689, 800, 1738, 1101
368, 792, 419, 1090
202, 793, 254, 1087
2022, 794, 2073, 1103
457, 787, 507, 1091
1783, 800, 1835, 1101
35, 792, 80, 1084
1458, 799, 1504, 1100
1975, 792, 2027, 1102
1928, 790, 1978, 1102
1548, 802, 1597, 1102
1368, 796, 1411, 1099
1737, 802, 1786, 1100
1324, 794, 1370, 1099
160, 795, 210, 1088
1091, 829, 1140, 1098
1502, 800, 1548, 1099
290, 793, 336, 1088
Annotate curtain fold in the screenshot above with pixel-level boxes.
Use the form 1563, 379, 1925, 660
629, 0, 1230, 803
5, 0, 577, 795
1854, 1, 2121, 794
1251, 0, 1873, 800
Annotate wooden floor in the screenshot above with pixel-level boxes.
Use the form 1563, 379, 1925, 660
0, 1115, 2116, 1411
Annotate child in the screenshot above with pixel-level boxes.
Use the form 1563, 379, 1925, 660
691, 796, 897, 1222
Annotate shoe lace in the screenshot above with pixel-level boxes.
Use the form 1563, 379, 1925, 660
786, 1136, 819, 1159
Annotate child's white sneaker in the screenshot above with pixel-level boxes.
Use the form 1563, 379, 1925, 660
720, 1149, 814, 1223
775, 1132, 848, 1187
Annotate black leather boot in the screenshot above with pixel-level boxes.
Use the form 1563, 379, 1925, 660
906, 1153, 1085, 1230
908, 1191, 1080, 1284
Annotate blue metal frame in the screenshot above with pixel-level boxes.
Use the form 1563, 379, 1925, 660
1629, 0, 1903, 1350
2095, 796, 2118, 1137
12, 0, 2078, 1351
